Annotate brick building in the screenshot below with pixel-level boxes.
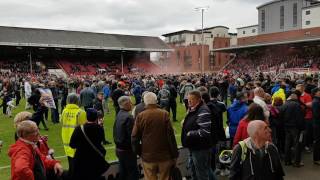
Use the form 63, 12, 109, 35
162, 26, 235, 73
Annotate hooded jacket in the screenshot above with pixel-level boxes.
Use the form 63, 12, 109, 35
227, 100, 248, 138
230, 138, 285, 180
272, 88, 286, 105
8, 139, 59, 180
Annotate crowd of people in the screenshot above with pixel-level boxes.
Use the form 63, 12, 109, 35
1, 70, 320, 180
0, 60, 45, 74
226, 50, 320, 74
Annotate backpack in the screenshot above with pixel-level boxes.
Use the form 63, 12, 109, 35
159, 89, 170, 101
238, 141, 248, 164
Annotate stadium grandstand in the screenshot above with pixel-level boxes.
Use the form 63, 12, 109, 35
0, 26, 171, 77
162, 0, 320, 75
213, 0, 320, 75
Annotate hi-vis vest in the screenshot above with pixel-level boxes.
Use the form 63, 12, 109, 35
61, 104, 86, 157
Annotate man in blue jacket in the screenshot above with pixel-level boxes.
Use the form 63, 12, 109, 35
102, 82, 110, 114
227, 92, 248, 146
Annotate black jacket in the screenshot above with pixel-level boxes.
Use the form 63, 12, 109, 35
278, 99, 305, 130
70, 123, 106, 180
207, 99, 227, 142
133, 102, 145, 119
230, 138, 285, 180
181, 102, 212, 150
113, 109, 135, 150
312, 97, 320, 126
168, 85, 177, 102
111, 88, 125, 107
80, 87, 95, 107
93, 98, 104, 115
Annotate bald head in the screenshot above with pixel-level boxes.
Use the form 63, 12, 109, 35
247, 120, 267, 138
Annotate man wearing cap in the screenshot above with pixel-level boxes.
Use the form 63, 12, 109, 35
69, 108, 107, 180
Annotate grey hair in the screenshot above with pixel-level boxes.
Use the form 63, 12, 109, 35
67, 93, 80, 106
247, 120, 265, 138
118, 96, 131, 109
253, 87, 264, 96
16, 120, 38, 138
144, 92, 157, 105
141, 91, 149, 102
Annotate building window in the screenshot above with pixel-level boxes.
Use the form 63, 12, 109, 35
193, 35, 196, 41
306, 10, 311, 15
280, 6, 284, 29
243, 31, 246, 34
293, 3, 298, 27
261, 10, 265, 32
252, 29, 256, 33
306, 21, 311, 25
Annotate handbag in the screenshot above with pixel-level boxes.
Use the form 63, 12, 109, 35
80, 125, 110, 174
169, 165, 182, 180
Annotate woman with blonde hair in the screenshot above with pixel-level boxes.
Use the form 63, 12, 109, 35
13, 111, 52, 158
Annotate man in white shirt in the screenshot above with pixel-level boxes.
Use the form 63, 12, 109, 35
253, 87, 270, 120
24, 79, 32, 110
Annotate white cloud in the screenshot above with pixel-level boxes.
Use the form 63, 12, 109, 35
0, 0, 270, 36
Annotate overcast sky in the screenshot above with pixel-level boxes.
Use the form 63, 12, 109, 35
0, 0, 269, 37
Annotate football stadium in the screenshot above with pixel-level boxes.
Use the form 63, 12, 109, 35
1, 0, 320, 180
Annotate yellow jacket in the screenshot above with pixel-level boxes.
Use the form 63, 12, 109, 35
272, 88, 286, 105
61, 104, 86, 157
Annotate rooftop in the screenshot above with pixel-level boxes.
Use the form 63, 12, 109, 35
0, 26, 172, 52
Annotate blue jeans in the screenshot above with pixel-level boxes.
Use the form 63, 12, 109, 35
189, 149, 216, 180
116, 149, 139, 180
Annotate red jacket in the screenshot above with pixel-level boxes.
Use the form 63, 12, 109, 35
300, 92, 313, 120
233, 118, 250, 147
8, 139, 59, 180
